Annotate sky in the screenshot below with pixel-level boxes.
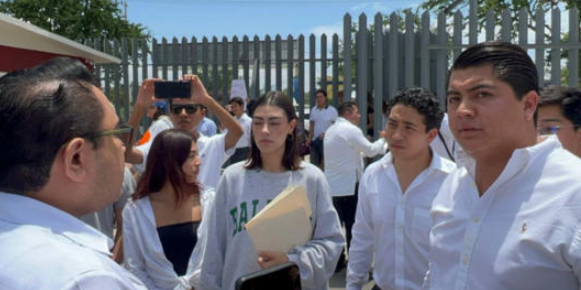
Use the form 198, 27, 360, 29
124, 0, 422, 40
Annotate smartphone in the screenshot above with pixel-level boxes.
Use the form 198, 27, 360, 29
154, 81, 191, 99
235, 262, 301, 290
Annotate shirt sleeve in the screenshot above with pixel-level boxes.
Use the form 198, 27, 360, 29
62, 270, 147, 290
286, 172, 345, 289
346, 126, 386, 158
199, 180, 229, 290
346, 177, 375, 290
122, 206, 164, 290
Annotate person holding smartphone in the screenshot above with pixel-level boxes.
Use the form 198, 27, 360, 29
125, 75, 242, 188
200, 91, 344, 290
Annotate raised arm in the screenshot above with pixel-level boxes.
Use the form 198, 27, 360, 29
125, 79, 160, 164
185, 75, 242, 151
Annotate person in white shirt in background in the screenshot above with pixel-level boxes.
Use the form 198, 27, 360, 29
324, 101, 387, 272
197, 104, 218, 137
224, 96, 252, 166
347, 88, 455, 290
425, 41, 581, 290
124, 75, 243, 188
537, 85, 581, 158
135, 101, 172, 147
0, 58, 146, 289
307, 89, 338, 169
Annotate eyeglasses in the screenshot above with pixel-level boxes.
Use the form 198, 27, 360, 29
537, 124, 579, 135
171, 104, 199, 115
82, 124, 134, 146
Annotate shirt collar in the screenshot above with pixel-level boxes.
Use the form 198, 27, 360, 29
0, 192, 112, 255
379, 150, 455, 174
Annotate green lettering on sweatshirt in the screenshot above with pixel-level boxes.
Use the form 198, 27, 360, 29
238, 202, 248, 233
229, 207, 238, 236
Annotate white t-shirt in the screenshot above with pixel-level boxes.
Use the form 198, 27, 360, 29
134, 117, 173, 173
309, 105, 338, 139
234, 113, 252, 149
425, 136, 581, 290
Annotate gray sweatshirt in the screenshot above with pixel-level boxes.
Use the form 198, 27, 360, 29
200, 161, 345, 290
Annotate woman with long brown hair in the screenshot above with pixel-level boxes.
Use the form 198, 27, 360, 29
200, 91, 344, 290
123, 129, 213, 290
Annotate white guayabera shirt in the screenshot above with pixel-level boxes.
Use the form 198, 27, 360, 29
425, 136, 581, 290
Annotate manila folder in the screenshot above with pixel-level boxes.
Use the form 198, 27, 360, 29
245, 185, 312, 253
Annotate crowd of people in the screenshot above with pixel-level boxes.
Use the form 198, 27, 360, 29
1, 40, 581, 290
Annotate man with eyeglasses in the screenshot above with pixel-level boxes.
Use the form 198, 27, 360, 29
126, 75, 242, 188
537, 85, 581, 157
0, 61, 146, 289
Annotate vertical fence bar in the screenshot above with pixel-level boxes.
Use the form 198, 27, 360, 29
374, 12, 384, 139
275, 35, 282, 91
161, 38, 168, 80
320, 34, 328, 91
172, 37, 179, 80
113, 39, 121, 116
181, 37, 188, 75
551, 8, 561, 85
94, 38, 102, 87
298, 35, 306, 121
191, 37, 198, 75
535, 7, 545, 84
265, 35, 272, 92
501, 8, 511, 42
122, 38, 130, 120
332, 34, 339, 107
202, 37, 209, 85
222, 36, 229, 106
420, 12, 430, 89
212, 36, 219, 100
253, 35, 261, 98
518, 8, 528, 45
132, 38, 139, 103
152, 38, 158, 78
569, 8, 579, 86
104, 39, 112, 100
485, 11, 495, 41
243, 36, 250, 90
436, 12, 447, 104
309, 34, 316, 108
405, 11, 415, 87
343, 13, 352, 103
453, 11, 463, 62
232, 36, 239, 80
287, 35, 294, 99
388, 12, 399, 104
357, 13, 368, 131
469, 0, 477, 44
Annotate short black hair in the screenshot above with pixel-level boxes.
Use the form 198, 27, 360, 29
229, 96, 245, 106
315, 89, 327, 97
387, 87, 444, 132
0, 62, 104, 195
449, 41, 538, 100
338, 101, 357, 117
539, 85, 581, 130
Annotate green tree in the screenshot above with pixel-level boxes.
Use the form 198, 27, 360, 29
0, 0, 149, 42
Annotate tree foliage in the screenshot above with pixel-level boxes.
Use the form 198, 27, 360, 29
0, 0, 149, 42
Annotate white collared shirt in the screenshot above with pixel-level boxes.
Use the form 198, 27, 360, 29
324, 117, 387, 197
0, 192, 146, 290
310, 105, 338, 139
425, 136, 581, 290
347, 152, 456, 290
234, 112, 252, 148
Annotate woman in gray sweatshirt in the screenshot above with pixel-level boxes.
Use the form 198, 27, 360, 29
200, 91, 345, 290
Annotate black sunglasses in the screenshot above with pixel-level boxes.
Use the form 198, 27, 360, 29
81, 124, 134, 146
171, 104, 199, 115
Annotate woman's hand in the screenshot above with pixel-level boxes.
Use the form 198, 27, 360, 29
257, 250, 289, 269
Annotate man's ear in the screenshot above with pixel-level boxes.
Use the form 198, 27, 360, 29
523, 90, 539, 122
426, 128, 438, 144
60, 138, 91, 182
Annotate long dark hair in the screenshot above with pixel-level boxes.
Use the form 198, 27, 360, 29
246, 91, 302, 171
133, 129, 200, 208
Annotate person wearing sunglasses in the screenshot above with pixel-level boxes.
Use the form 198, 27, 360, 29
538, 85, 581, 158
126, 75, 243, 189
0, 59, 147, 289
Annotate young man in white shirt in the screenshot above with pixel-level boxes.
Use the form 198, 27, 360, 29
324, 101, 387, 271
0, 59, 146, 289
224, 96, 252, 165
538, 85, 581, 157
347, 88, 455, 290
197, 104, 218, 137
125, 76, 243, 188
425, 41, 581, 290
307, 89, 338, 169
